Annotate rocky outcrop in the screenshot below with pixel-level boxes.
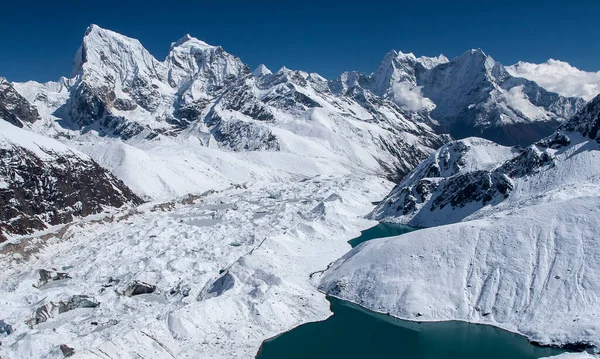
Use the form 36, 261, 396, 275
0, 77, 41, 127
560, 93, 600, 144
0, 121, 142, 242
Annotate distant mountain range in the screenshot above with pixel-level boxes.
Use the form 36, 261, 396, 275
0, 24, 595, 241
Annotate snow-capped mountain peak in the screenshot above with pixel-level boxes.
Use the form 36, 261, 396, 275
165, 33, 249, 93
252, 64, 272, 77
170, 33, 213, 50
71, 24, 165, 81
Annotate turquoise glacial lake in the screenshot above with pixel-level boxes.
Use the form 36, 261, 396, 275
257, 223, 570, 359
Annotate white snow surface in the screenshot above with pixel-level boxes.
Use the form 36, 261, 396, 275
0, 119, 87, 160
541, 354, 595, 359
507, 59, 600, 101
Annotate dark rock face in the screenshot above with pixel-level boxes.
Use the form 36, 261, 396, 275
205, 110, 280, 151
0, 144, 142, 243
0, 78, 41, 127
219, 80, 275, 122
68, 80, 110, 127
430, 171, 513, 211
561, 93, 600, 144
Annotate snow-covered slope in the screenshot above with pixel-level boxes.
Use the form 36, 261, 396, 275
0, 120, 141, 243
507, 59, 600, 101
321, 197, 600, 350
320, 94, 600, 352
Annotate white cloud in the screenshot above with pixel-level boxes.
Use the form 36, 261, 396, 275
391, 82, 435, 111
506, 59, 600, 101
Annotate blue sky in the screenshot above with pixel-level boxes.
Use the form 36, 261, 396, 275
1, 0, 598, 82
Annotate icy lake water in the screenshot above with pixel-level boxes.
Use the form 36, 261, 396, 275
348, 222, 419, 247
256, 297, 568, 359
256, 223, 570, 359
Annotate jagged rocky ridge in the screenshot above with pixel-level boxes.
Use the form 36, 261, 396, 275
5, 26, 586, 195
320, 93, 600, 351
0, 120, 142, 243
370, 93, 600, 226
334, 49, 585, 146
10, 25, 451, 183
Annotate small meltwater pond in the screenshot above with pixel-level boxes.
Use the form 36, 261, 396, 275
256, 223, 571, 359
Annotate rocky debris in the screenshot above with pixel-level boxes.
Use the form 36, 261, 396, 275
498, 145, 556, 178
123, 281, 156, 297
59, 344, 75, 358
33, 269, 71, 289
0, 320, 12, 336
26, 295, 99, 328
101, 277, 120, 288
0, 77, 40, 128
169, 282, 191, 298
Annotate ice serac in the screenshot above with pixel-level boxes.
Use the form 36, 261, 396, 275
0, 120, 142, 243
321, 93, 600, 351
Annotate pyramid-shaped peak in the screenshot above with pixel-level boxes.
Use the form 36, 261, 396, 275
252, 64, 272, 77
